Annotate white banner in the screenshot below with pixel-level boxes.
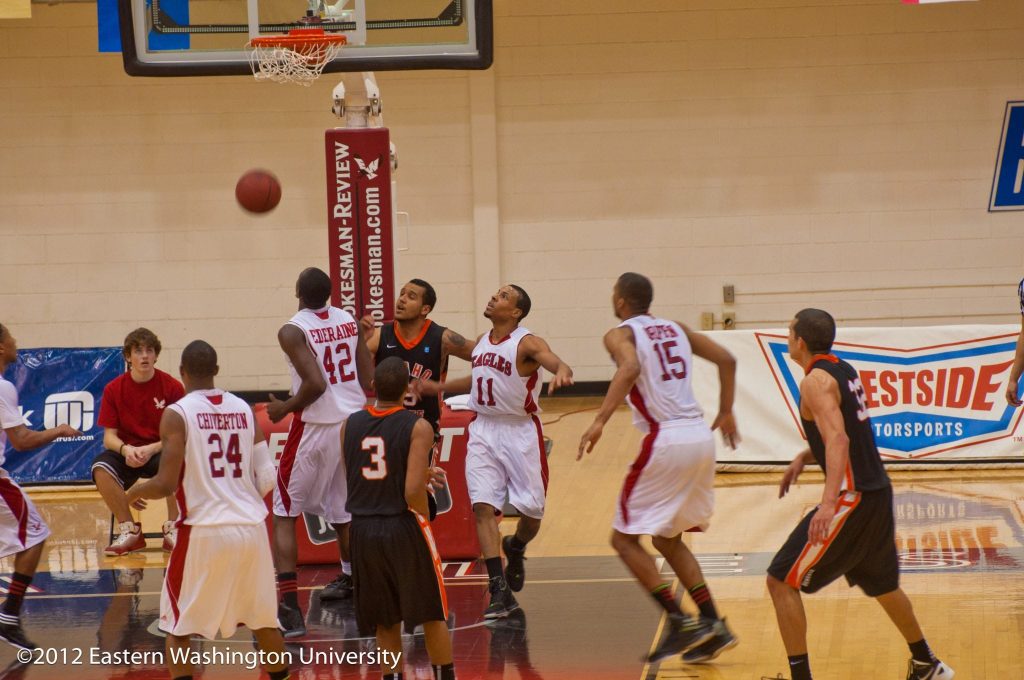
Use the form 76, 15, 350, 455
690, 325, 1024, 465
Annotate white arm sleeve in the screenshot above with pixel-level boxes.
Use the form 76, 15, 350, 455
252, 440, 276, 497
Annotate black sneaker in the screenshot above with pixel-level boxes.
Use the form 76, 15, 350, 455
502, 535, 527, 592
483, 577, 520, 620
682, 618, 738, 663
277, 602, 307, 639
319, 573, 353, 601
647, 613, 715, 663
0, 617, 36, 652
906, 659, 955, 680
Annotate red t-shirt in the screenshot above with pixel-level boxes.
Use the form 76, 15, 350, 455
97, 369, 185, 447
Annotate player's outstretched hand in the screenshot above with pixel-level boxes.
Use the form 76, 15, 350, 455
427, 466, 447, 493
415, 379, 442, 398
125, 487, 147, 511
779, 456, 805, 498
359, 314, 377, 337
1006, 380, 1022, 407
54, 424, 83, 438
577, 421, 603, 460
548, 365, 575, 395
711, 412, 739, 449
266, 394, 288, 423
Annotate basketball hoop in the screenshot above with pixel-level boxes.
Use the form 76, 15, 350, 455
248, 28, 346, 86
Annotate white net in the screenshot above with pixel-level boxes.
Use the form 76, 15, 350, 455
248, 39, 344, 86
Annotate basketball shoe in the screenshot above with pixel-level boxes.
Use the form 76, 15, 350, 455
906, 659, 954, 680
682, 618, 738, 663
319, 573, 353, 601
162, 521, 177, 552
105, 521, 145, 556
647, 613, 715, 663
484, 576, 520, 620
502, 536, 527, 592
0, 613, 36, 652
277, 602, 307, 639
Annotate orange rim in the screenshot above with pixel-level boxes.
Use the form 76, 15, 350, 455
249, 28, 347, 50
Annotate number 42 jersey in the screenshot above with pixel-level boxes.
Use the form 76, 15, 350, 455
619, 315, 703, 430
286, 306, 366, 424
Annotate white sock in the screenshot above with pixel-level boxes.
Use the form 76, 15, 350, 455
341, 560, 352, 576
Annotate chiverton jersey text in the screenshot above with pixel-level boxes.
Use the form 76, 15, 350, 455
195, 412, 250, 431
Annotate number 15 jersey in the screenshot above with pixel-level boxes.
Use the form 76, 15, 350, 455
286, 306, 366, 424
620, 315, 703, 430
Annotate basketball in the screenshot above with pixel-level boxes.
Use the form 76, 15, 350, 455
235, 169, 281, 214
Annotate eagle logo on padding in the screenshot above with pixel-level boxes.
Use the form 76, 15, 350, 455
355, 156, 380, 180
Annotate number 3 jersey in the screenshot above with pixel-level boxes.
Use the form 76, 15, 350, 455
619, 315, 703, 431
287, 306, 366, 424
470, 327, 543, 417
803, 355, 890, 492
168, 389, 266, 526
343, 407, 421, 516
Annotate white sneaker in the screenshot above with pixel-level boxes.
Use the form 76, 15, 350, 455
907, 659, 954, 680
105, 521, 145, 556
162, 521, 177, 552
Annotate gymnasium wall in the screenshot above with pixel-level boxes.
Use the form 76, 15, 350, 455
0, 0, 1022, 388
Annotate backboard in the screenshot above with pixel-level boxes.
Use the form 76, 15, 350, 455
118, 0, 492, 77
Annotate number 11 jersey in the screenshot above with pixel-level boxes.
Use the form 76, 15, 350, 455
286, 306, 366, 424
469, 327, 543, 417
619, 315, 703, 431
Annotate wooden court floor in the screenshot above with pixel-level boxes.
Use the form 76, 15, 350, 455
2, 397, 1022, 679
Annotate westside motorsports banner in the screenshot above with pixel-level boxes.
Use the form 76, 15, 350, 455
2, 347, 123, 484
689, 326, 1024, 466
325, 127, 396, 322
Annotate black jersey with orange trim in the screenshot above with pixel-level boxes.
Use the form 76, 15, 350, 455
344, 406, 422, 516
802, 355, 890, 492
375, 320, 448, 430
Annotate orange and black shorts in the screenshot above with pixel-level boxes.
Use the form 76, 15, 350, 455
767, 485, 898, 597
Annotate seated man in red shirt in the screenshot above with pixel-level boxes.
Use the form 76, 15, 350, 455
91, 328, 185, 556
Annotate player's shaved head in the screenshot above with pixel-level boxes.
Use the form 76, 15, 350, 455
408, 279, 437, 312
297, 267, 332, 309
793, 308, 836, 354
509, 284, 531, 320
375, 356, 409, 402
181, 340, 219, 379
616, 273, 653, 314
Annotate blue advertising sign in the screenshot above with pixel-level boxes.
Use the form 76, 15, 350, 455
2, 348, 123, 484
990, 101, 1024, 211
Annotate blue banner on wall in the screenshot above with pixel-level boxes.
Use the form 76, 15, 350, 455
990, 101, 1024, 211
2, 348, 123, 485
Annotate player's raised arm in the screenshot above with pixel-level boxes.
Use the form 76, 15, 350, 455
127, 408, 186, 502
360, 314, 382, 354
520, 334, 574, 394
578, 327, 639, 460
442, 328, 474, 362
404, 419, 435, 517
353, 325, 375, 392
267, 324, 327, 422
799, 370, 850, 545
682, 324, 739, 449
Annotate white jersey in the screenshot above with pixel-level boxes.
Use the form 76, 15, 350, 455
620, 315, 703, 431
0, 379, 22, 468
470, 327, 543, 417
169, 389, 266, 527
286, 306, 366, 424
